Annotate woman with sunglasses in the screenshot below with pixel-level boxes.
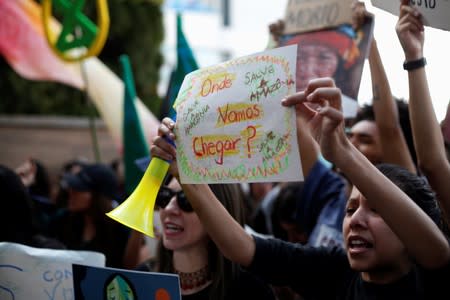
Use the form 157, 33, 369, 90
151, 77, 450, 299
136, 175, 275, 300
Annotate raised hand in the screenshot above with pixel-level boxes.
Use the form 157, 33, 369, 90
150, 117, 179, 179
282, 78, 350, 165
268, 19, 285, 45
395, 0, 425, 61
352, 1, 369, 30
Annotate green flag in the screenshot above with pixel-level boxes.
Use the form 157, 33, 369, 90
120, 54, 150, 196
159, 13, 199, 120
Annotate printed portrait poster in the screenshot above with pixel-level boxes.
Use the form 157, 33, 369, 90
173, 45, 303, 184
280, 16, 374, 117
0, 242, 105, 300
72, 264, 181, 300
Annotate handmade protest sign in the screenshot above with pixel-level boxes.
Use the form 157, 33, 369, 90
371, 0, 450, 31
0, 242, 104, 300
283, 0, 353, 35
173, 45, 302, 184
72, 264, 181, 300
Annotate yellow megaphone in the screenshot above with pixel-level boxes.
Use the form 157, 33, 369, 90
106, 157, 169, 237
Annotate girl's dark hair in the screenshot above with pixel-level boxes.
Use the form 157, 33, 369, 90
271, 182, 304, 241
61, 190, 125, 266
156, 183, 245, 300
376, 163, 442, 228
0, 164, 35, 244
29, 159, 51, 198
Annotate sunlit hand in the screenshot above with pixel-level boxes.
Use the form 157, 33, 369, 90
395, 0, 425, 61
283, 78, 350, 164
352, 1, 369, 30
282, 91, 323, 142
150, 117, 179, 179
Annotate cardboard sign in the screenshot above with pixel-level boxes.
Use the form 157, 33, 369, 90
280, 17, 374, 118
72, 264, 181, 300
0, 242, 105, 300
174, 45, 303, 184
283, 0, 353, 35
371, 0, 450, 31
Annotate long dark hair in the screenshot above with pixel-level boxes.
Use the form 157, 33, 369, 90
156, 183, 245, 300
61, 189, 122, 266
0, 164, 35, 244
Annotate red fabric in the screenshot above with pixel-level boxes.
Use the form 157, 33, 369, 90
0, 0, 84, 89
286, 30, 359, 69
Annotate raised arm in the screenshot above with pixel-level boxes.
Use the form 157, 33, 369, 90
354, 1, 416, 173
368, 39, 416, 172
282, 77, 450, 268
151, 118, 256, 267
395, 0, 450, 219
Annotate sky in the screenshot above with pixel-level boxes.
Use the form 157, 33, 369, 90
160, 0, 450, 121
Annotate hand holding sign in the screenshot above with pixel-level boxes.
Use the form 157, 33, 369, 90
395, 0, 425, 61
371, 0, 450, 31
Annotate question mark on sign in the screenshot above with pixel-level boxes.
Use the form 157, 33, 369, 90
245, 125, 257, 158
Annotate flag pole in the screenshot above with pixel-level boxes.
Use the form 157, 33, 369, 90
80, 59, 101, 163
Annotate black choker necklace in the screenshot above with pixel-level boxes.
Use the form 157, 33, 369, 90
174, 265, 211, 290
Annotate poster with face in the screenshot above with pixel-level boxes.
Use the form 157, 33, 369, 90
279, 16, 374, 117
72, 264, 181, 300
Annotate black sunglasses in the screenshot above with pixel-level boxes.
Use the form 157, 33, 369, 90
156, 186, 193, 212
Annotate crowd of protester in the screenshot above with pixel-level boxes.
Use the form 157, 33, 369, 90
2, 1, 450, 299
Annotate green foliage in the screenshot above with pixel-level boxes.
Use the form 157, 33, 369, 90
0, 0, 164, 116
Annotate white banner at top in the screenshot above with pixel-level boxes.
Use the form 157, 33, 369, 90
371, 0, 450, 31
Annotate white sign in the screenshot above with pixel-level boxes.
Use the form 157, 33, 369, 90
0, 242, 105, 300
174, 45, 303, 184
371, 0, 450, 31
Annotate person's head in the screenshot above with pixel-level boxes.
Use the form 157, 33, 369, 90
0, 165, 66, 249
15, 158, 51, 198
343, 164, 441, 282
271, 182, 308, 244
349, 99, 416, 166
0, 164, 35, 244
61, 163, 120, 214
54, 158, 88, 208
348, 116, 382, 165
157, 178, 245, 252
284, 26, 359, 92
157, 178, 208, 253
156, 178, 245, 299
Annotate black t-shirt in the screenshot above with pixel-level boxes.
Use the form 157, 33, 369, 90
137, 261, 275, 300
248, 236, 450, 300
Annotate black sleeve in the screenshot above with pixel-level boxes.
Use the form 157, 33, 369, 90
228, 267, 276, 300
247, 236, 351, 298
